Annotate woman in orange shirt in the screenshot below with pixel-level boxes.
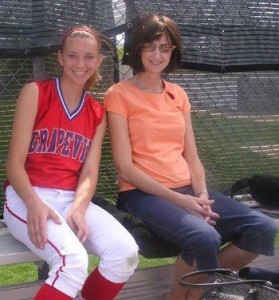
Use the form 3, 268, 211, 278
104, 13, 276, 300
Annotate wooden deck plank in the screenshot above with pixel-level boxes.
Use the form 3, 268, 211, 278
116, 248, 279, 300
116, 265, 174, 300
1, 249, 279, 300
249, 248, 279, 271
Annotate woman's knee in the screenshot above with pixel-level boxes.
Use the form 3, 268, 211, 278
235, 213, 277, 256
180, 226, 221, 269
179, 224, 221, 250
251, 213, 277, 240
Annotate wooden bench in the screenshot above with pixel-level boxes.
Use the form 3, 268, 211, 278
0, 222, 43, 300
1, 201, 279, 300
0, 218, 175, 300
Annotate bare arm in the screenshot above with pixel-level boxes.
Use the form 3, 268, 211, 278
6, 83, 40, 204
107, 112, 218, 220
183, 112, 208, 196
183, 112, 219, 224
6, 83, 61, 249
66, 114, 107, 242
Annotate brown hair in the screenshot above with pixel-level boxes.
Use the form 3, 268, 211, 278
60, 24, 102, 90
128, 13, 182, 73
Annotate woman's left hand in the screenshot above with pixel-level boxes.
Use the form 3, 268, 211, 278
198, 193, 218, 225
67, 209, 88, 243
202, 205, 217, 225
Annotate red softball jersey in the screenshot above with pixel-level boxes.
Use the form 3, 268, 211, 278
25, 78, 104, 191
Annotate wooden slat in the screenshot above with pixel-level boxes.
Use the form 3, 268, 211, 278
0, 227, 41, 266
0, 282, 42, 300
249, 248, 279, 271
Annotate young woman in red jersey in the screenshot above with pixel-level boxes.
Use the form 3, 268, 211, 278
4, 24, 138, 300
104, 14, 276, 300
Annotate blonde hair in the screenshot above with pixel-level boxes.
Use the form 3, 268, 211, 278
60, 25, 102, 90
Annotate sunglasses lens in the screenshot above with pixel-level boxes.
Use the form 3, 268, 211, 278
142, 43, 156, 51
160, 44, 171, 53
142, 43, 175, 53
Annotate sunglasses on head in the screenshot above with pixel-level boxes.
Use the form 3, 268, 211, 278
141, 42, 176, 53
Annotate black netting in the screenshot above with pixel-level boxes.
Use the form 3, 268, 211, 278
126, 0, 279, 190
0, 0, 122, 56
0, 58, 33, 208
124, 0, 279, 71
0, 0, 279, 217
165, 70, 279, 190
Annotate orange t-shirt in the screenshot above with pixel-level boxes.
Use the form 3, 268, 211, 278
104, 79, 192, 191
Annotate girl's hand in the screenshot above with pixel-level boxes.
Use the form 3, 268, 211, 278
67, 209, 88, 243
26, 201, 62, 249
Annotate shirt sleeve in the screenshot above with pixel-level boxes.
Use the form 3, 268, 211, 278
178, 85, 191, 114
104, 84, 129, 118
94, 101, 105, 126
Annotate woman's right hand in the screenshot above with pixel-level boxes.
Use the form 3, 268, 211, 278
26, 200, 62, 249
176, 193, 219, 222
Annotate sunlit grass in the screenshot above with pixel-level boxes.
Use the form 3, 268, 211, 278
0, 254, 175, 286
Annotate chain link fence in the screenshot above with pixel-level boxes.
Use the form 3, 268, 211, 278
0, 0, 278, 217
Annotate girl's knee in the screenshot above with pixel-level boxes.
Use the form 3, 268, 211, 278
116, 238, 139, 270
98, 238, 139, 282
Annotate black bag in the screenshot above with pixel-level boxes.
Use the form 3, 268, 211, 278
179, 268, 279, 299
230, 174, 279, 209
238, 267, 279, 286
